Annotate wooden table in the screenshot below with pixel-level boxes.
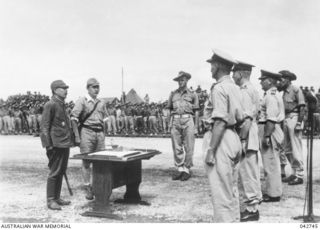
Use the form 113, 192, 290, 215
72, 147, 161, 219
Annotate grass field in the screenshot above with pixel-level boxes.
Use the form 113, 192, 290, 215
0, 135, 319, 223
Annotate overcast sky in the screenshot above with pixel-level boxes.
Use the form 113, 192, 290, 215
1, 0, 319, 102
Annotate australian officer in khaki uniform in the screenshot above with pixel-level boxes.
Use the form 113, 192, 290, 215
232, 61, 262, 222
203, 50, 244, 222
278, 70, 305, 185
40, 80, 73, 210
71, 78, 108, 200
258, 70, 284, 202
167, 71, 199, 181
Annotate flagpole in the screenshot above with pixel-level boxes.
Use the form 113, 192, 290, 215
121, 67, 124, 94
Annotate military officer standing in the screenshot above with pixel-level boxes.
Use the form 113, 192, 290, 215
40, 80, 73, 210
258, 70, 284, 202
167, 71, 199, 181
71, 78, 108, 200
278, 70, 305, 185
203, 50, 244, 222
232, 61, 262, 222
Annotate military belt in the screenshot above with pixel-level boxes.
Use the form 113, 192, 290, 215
82, 124, 104, 132
173, 114, 192, 119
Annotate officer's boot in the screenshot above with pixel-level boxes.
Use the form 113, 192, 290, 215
55, 175, 71, 206
47, 178, 61, 210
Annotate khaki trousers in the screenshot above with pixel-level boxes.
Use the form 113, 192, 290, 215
239, 150, 262, 208
203, 130, 241, 223
259, 124, 283, 197
283, 114, 304, 178
171, 117, 195, 168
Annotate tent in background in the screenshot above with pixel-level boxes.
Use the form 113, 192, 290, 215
125, 89, 144, 104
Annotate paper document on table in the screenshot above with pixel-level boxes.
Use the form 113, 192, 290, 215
89, 150, 140, 157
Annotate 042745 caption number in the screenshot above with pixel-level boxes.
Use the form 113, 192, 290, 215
300, 224, 318, 229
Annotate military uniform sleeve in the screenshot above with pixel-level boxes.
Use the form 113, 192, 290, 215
296, 88, 306, 106
71, 97, 84, 122
167, 92, 174, 110
211, 86, 229, 123
241, 89, 254, 119
192, 92, 200, 110
40, 102, 54, 148
265, 95, 279, 122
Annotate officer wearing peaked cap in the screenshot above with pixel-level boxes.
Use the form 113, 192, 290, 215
278, 70, 305, 185
167, 71, 199, 181
258, 69, 285, 203
232, 61, 262, 222
203, 50, 245, 222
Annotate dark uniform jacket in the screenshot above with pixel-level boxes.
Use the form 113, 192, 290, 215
40, 95, 74, 148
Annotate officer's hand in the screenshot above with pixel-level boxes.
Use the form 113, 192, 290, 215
262, 136, 271, 148
46, 146, 53, 151
75, 137, 81, 146
241, 140, 247, 155
295, 123, 303, 131
205, 148, 215, 166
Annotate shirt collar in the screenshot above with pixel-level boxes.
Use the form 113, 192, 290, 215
85, 94, 99, 103
216, 75, 232, 84
284, 83, 293, 93
52, 95, 65, 104
266, 86, 277, 94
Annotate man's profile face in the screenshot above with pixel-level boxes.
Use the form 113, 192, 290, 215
87, 85, 100, 98
232, 71, 242, 86
279, 77, 290, 89
178, 77, 188, 89
260, 78, 270, 91
210, 62, 219, 79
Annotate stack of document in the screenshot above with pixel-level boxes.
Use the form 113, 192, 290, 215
89, 150, 140, 160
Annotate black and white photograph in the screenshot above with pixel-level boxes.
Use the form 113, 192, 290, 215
0, 0, 319, 227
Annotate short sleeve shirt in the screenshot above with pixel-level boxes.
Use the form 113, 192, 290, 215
283, 84, 305, 114
259, 87, 285, 123
167, 88, 199, 115
71, 95, 108, 127
203, 75, 244, 126
240, 82, 260, 121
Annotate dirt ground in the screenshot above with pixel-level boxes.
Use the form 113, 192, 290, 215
0, 135, 319, 223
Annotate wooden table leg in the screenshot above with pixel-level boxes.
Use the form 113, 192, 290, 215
115, 160, 150, 206
81, 161, 122, 219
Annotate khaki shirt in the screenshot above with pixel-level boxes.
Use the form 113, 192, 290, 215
240, 81, 260, 151
283, 84, 305, 114
240, 82, 260, 121
259, 87, 285, 123
71, 94, 108, 127
167, 88, 199, 115
203, 75, 244, 126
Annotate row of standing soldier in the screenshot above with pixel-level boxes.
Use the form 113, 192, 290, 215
167, 49, 306, 222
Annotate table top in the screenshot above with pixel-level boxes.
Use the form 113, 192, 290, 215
71, 146, 161, 162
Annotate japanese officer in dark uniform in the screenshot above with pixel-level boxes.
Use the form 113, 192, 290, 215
40, 80, 74, 210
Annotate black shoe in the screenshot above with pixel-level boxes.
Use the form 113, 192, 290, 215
172, 172, 183, 180
180, 172, 191, 181
240, 210, 259, 222
47, 200, 62, 210
288, 177, 303, 185
282, 175, 296, 183
85, 185, 94, 200
56, 198, 71, 206
262, 194, 280, 203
